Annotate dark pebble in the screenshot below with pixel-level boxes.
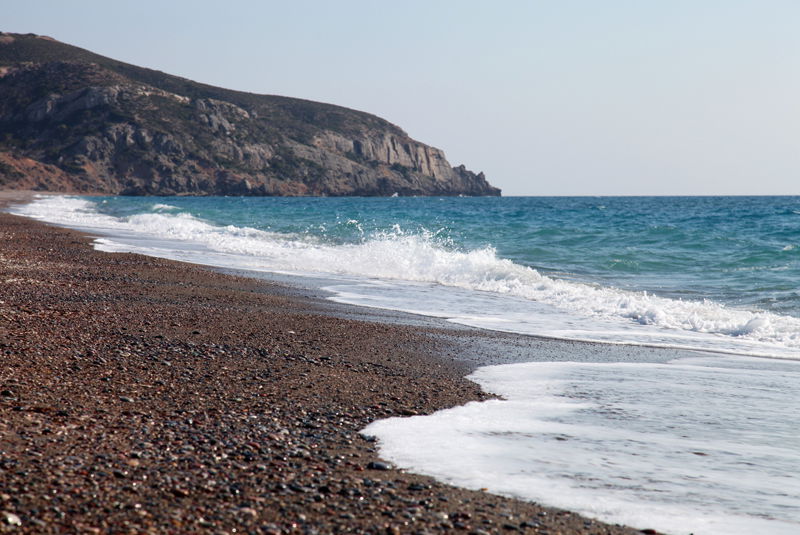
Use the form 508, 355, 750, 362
367, 461, 392, 471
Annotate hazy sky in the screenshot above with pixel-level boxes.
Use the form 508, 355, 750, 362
5, 1, 800, 195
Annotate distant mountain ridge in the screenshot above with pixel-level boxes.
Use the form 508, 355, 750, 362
0, 32, 500, 196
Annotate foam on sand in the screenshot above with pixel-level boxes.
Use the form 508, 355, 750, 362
363, 356, 800, 535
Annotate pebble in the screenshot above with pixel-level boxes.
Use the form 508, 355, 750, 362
171, 488, 190, 498
367, 461, 392, 471
238, 507, 258, 518
2, 512, 21, 526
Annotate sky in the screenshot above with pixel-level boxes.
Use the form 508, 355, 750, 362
5, 0, 800, 195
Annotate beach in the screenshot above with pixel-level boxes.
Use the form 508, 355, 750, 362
0, 195, 645, 534
3, 9, 798, 534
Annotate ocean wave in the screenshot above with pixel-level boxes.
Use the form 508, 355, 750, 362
151, 203, 179, 211
10, 195, 800, 351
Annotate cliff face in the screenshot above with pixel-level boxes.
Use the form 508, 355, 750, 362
0, 33, 500, 196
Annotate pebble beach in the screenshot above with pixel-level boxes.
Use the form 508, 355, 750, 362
0, 194, 647, 534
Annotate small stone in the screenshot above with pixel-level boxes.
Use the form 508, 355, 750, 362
238, 507, 258, 518
119, 396, 134, 403
366, 461, 392, 471
172, 487, 190, 498
2, 512, 21, 526
0, 390, 13, 397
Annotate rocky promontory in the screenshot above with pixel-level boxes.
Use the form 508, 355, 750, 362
0, 32, 500, 196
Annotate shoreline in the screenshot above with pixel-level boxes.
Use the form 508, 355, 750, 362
0, 193, 646, 534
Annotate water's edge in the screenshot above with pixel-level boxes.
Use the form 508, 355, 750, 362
7, 195, 799, 535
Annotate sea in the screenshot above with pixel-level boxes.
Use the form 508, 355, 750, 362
9, 195, 800, 535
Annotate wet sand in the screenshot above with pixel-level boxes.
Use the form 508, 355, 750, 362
0, 193, 649, 534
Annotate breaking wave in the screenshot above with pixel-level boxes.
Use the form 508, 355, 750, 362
11, 195, 800, 354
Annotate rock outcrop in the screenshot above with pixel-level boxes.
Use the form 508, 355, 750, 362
0, 32, 500, 196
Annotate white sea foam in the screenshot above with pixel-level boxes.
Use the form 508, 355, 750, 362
9, 195, 800, 357
151, 203, 179, 211
363, 356, 800, 535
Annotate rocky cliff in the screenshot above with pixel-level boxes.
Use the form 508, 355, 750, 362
0, 33, 500, 196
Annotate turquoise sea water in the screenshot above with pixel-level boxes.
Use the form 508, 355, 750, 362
10, 194, 800, 534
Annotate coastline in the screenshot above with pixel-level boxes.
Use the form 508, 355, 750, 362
0, 193, 645, 534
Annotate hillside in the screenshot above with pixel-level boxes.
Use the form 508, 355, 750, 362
0, 32, 500, 196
